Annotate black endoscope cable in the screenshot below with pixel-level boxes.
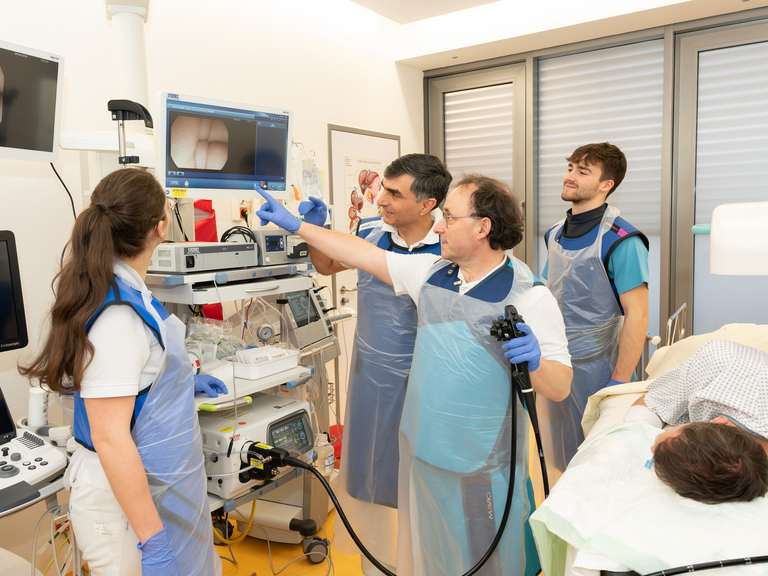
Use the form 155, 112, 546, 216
491, 305, 550, 498
284, 420, 517, 576
643, 555, 768, 576
516, 363, 549, 498
278, 305, 535, 576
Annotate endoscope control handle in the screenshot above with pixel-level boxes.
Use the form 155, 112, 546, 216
500, 305, 533, 388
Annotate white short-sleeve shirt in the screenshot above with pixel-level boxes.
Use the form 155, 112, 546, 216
385, 252, 572, 368
79, 260, 165, 399
341, 209, 442, 270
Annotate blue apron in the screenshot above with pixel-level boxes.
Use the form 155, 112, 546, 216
336, 218, 441, 565
396, 256, 541, 576
74, 275, 221, 576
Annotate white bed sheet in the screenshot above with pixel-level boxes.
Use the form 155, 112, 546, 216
532, 325, 768, 576
531, 386, 768, 576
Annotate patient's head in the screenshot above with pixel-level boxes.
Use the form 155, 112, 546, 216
653, 422, 768, 504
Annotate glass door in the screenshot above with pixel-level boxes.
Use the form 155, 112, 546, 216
674, 23, 768, 335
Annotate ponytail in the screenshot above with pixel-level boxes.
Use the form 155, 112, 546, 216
20, 168, 166, 393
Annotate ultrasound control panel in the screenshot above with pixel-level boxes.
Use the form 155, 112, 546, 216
0, 432, 67, 484
0, 431, 68, 514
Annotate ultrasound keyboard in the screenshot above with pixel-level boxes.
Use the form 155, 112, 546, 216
0, 431, 68, 514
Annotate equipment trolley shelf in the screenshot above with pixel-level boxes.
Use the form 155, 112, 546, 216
146, 264, 314, 305
193, 365, 313, 410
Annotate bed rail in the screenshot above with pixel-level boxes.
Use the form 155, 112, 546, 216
665, 303, 688, 346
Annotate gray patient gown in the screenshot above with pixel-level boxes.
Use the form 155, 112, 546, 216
645, 339, 768, 440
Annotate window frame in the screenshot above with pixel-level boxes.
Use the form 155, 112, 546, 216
427, 65, 527, 260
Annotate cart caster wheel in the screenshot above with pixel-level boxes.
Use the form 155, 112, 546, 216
304, 536, 330, 564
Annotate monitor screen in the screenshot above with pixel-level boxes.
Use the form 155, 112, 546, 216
269, 412, 311, 454
286, 290, 320, 328
156, 92, 291, 200
0, 39, 64, 162
0, 387, 16, 445
0, 231, 28, 353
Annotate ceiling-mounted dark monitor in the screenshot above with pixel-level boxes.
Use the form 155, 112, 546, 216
0, 231, 28, 352
0, 39, 65, 162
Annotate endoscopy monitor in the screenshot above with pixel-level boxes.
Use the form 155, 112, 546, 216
0, 231, 28, 352
156, 92, 292, 200
0, 39, 64, 162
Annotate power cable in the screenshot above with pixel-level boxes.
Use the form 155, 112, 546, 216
50, 163, 77, 220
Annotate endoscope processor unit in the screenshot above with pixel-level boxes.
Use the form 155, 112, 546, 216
148, 242, 258, 274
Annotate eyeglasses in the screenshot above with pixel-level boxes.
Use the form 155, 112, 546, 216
135, 197, 177, 221
443, 213, 480, 226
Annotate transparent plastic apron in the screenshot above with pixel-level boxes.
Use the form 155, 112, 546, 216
132, 312, 221, 576
539, 206, 623, 476
336, 226, 437, 566
396, 257, 540, 576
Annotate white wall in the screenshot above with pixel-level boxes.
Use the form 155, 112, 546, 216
0, 0, 424, 562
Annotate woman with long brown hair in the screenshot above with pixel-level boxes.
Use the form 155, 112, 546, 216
21, 168, 224, 576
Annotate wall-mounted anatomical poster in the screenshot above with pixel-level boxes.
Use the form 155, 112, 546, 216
343, 156, 385, 233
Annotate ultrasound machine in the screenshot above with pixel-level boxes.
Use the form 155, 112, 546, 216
0, 230, 68, 517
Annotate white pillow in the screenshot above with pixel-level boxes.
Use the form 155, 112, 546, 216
645, 323, 768, 379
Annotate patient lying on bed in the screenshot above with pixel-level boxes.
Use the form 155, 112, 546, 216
625, 339, 768, 503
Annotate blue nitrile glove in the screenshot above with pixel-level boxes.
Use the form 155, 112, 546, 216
138, 527, 179, 576
607, 378, 626, 387
194, 374, 228, 398
298, 196, 328, 227
255, 187, 302, 233
501, 323, 542, 372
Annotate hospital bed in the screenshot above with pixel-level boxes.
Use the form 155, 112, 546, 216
529, 323, 768, 576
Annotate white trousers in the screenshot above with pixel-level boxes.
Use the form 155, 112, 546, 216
64, 448, 142, 576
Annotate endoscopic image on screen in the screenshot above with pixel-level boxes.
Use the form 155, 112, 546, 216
0, 47, 58, 152
170, 115, 229, 170
167, 111, 257, 175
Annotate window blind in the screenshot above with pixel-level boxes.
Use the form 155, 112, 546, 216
443, 82, 515, 185
537, 40, 664, 246
537, 40, 664, 338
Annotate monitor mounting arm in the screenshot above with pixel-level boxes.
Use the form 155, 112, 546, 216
107, 99, 153, 167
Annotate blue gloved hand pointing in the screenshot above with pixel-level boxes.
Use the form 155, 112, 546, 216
255, 187, 302, 233
298, 196, 328, 227
194, 374, 228, 398
607, 378, 626, 387
138, 527, 180, 576
501, 323, 542, 372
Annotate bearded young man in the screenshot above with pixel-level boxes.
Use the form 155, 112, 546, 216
539, 142, 650, 477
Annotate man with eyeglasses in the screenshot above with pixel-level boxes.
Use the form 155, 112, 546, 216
255, 174, 572, 576
299, 153, 451, 575
538, 142, 649, 479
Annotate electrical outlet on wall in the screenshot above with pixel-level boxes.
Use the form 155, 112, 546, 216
230, 199, 256, 223
230, 199, 244, 220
